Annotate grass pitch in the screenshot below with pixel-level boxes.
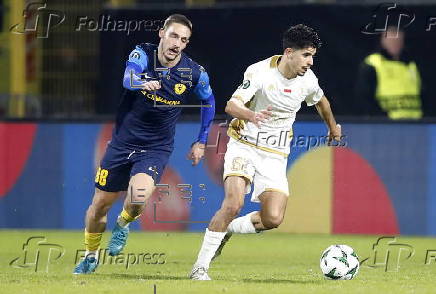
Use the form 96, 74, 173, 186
1, 230, 436, 294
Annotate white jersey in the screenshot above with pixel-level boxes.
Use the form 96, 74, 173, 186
228, 55, 324, 157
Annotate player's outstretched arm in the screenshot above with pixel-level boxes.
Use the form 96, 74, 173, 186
225, 98, 272, 128
186, 71, 216, 166
315, 95, 341, 144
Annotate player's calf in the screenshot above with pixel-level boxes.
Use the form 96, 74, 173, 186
209, 200, 243, 231
191, 178, 246, 277
209, 177, 246, 231
86, 189, 120, 232
73, 189, 120, 274
108, 173, 154, 256
256, 191, 288, 231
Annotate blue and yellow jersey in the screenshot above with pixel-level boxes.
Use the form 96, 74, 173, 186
112, 43, 215, 152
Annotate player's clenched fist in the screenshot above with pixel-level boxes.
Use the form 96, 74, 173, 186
250, 105, 273, 127
141, 80, 161, 91
186, 142, 205, 166
327, 123, 342, 145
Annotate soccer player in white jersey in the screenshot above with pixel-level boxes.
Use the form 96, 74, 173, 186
190, 24, 342, 280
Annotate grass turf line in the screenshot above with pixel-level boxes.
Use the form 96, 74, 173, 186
1, 230, 436, 294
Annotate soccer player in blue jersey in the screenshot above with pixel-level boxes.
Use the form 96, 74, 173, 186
74, 14, 216, 274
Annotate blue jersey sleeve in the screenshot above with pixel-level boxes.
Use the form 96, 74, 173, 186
123, 46, 150, 90
126, 46, 148, 72
193, 71, 213, 100
123, 65, 143, 91
193, 71, 215, 144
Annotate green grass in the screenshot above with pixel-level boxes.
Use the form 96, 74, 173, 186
1, 230, 436, 294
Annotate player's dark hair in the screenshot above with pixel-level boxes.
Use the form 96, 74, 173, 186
163, 14, 193, 32
283, 24, 322, 51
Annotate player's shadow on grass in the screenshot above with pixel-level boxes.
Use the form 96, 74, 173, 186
241, 278, 321, 284
100, 273, 185, 281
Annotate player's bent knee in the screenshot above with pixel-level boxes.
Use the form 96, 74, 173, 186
262, 219, 280, 229
87, 203, 108, 220
130, 172, 155, 187
226, 187, 245, 200
221, 202, 243, 219
262, 214, 284, 229
128, 186, 148, 205
224, 187, 245, 203
128, 173, 155, 204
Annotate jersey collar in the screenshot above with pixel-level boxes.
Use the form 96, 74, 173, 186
270, 55, 282, 68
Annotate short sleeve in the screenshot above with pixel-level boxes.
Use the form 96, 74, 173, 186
231, 66, 261, 104
305, 75, 324, 106
126, 46, 148, 72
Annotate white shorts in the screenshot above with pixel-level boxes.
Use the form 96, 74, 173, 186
223, 138, 289, 202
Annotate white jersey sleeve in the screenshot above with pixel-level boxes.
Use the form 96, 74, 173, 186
231, 65, 262, 104
304, 71, 324, 106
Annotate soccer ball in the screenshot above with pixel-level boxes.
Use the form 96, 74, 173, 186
320, 244, 359, 280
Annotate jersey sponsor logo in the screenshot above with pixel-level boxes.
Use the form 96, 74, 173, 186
237, 80, 250, 89
142, 73, 153, 79
283, 88, 292, 93
148, 166, 159, 175
141, 91, 181, 105
174, 83, 187, 95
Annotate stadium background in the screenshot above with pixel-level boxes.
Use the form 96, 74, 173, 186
1, 0, 436, 236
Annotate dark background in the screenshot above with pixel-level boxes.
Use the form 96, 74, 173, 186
98, 4, 436, 118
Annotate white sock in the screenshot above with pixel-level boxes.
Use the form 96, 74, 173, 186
117, 215, 130, 228
227, 211, 257, 234
85, 249, 99, 261
194, 228, 227, 269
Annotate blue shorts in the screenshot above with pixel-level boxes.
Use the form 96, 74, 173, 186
95, 143, 171, 192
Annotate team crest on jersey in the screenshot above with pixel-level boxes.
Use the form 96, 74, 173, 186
174, 83, 187, 95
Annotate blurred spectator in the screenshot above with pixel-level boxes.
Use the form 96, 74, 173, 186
355, 26, 423, 119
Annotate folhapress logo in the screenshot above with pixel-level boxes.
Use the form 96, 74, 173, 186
361, 3, 415, 37
362, 236, 414, 272
10, 2, 66, 38
9, 236, 65, 273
